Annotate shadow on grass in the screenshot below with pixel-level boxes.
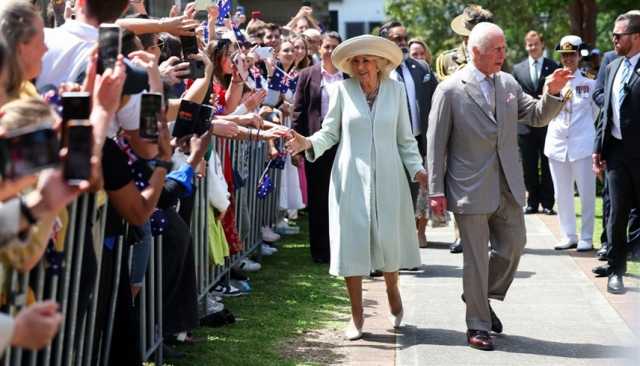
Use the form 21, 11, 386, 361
174, 220, 351, 366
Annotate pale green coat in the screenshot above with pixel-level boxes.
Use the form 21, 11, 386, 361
306, 77, 423, 277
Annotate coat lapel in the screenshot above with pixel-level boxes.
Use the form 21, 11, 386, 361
624, 57, 640, 93
605, 58, 623, 111
494, 73, 506, 127
310, 65, 322, 102
462, 68, 496, 124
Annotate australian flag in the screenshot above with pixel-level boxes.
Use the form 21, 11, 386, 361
217, 0, 232, 26
268, 67, 290, 93
232, 23, 246, 44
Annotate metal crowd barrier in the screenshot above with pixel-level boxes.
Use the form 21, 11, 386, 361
1, 133, 285, 365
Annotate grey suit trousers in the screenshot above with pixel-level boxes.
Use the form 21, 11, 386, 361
454, 172, 526, 332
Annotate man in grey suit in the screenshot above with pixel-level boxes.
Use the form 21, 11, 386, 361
427, 23, 572, 351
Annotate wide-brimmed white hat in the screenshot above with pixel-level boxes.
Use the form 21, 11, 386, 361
331, 35, 403, 76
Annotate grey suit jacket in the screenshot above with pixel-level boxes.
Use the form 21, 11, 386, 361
426, 65, 564, 214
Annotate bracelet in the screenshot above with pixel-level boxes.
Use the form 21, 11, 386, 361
19, 197, 38, 225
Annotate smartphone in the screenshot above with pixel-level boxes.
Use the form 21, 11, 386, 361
232, 53, 249, 81
195, 0, 212, 11
98, 24, 122, 74
139, 92, 163, 141
61, 92, 91, 121
172, 100, 201, 138
180, 35, 199, 57
195, 105, 213, 136
63, 123, 92, 184
254, 46, 273, 61
188, 59, 205, 79
0, 125, 60, 179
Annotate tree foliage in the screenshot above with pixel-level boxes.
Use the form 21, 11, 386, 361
385, 0, 637, 63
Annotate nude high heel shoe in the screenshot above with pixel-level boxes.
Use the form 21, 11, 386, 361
344, 319, 363, 340
389, 308, 404, 329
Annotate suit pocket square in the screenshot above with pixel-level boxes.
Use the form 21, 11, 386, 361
506, 93, 516, 103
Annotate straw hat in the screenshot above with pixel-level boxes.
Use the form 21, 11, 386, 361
450, 5, 494, 36
331, 35, 403, 76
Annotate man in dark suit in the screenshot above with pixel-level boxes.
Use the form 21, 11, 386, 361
592, 50, 640, 264
593, 11, 640, 294
379, 21, 438, 255
512, 31, 559, 215
292, 31, 346, 263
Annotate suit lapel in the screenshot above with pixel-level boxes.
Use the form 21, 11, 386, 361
310, 65, 322, 102
605, 58, 623, 110
462, 68, 496, 124
625, 58, 640, 92
494, 73, 506, 127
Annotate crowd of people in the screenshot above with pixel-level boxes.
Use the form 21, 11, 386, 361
0, 0, 638, 361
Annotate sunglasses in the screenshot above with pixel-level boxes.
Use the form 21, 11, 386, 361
611, 32, 637, 40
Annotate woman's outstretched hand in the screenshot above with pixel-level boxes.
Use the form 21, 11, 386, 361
285, 130, 312, 155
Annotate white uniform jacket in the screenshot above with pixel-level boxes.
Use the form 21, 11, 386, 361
544, 72, 598, 162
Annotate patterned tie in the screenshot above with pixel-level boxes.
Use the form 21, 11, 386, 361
486, 76, 496, 115
617, 59, 632, 105
531, 60, 539, 86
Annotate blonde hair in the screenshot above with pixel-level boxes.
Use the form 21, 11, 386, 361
0, 97, 55, 131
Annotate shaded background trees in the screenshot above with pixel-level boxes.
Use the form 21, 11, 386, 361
385, 0, 637, 64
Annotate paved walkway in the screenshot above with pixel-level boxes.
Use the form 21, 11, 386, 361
395, 215, 639, 366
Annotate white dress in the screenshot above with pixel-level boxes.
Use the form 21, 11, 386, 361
279, 89, 305, 211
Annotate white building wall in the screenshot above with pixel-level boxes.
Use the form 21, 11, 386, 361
329, 0, 386, 39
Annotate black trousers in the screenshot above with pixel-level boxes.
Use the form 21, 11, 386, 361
305, 146, 337, 262
600, 175, 640, 249
518, 127, 554, 210
604, 139, 640, 274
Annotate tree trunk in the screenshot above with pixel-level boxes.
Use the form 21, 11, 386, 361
568, 0, 598, 46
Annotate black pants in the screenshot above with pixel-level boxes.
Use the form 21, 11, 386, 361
305, 146, 337, 262
518, 127, 554, 210
604, 139, 640, 274
600, 175, 640, 249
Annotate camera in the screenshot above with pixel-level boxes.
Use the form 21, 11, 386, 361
139, 92, 163, 140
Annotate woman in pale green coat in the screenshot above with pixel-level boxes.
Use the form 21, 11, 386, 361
286, 35, 428, 340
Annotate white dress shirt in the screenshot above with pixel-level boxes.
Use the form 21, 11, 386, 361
38, 20, 143, 137
611, 52, 640, 139
468, 64, 496, 106
544, 71, 598, 162
529, 56, 543, 85
390, 62, 420, 135
320, 66, 343, 118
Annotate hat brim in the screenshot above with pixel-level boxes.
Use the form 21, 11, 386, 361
331, 35, 403, 77
451, 14, 470, 36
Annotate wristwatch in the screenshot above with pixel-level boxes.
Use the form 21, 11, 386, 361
154, 159, 173, 172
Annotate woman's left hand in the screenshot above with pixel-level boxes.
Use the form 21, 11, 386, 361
414, 169, 428, 189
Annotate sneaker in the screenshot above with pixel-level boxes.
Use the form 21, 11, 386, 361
288, 209, 299, 220
207, 297, 225, 313
237, 258, 261, 272
230, 279, 252, 293
261, 245, 277, 256
261, 226, 281, 242
211, 283, 244, 297
275, 222, 300, 235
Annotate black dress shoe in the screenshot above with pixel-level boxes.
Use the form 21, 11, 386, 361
596, 246, 608, 259
592, 265, 611, 278
524, 206, 538, 214
489, 304, 503, 334
554, 241, 577, 250
369, 270, 383, 277
467, 329, 494, 351
543, 208, 556, 215
461, 295, 502, 333
450, 239, 463, 254
607, 273, 625, 294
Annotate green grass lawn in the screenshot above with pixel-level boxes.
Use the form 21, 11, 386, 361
575, 196, 639, 275
170, 219, 350, 366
